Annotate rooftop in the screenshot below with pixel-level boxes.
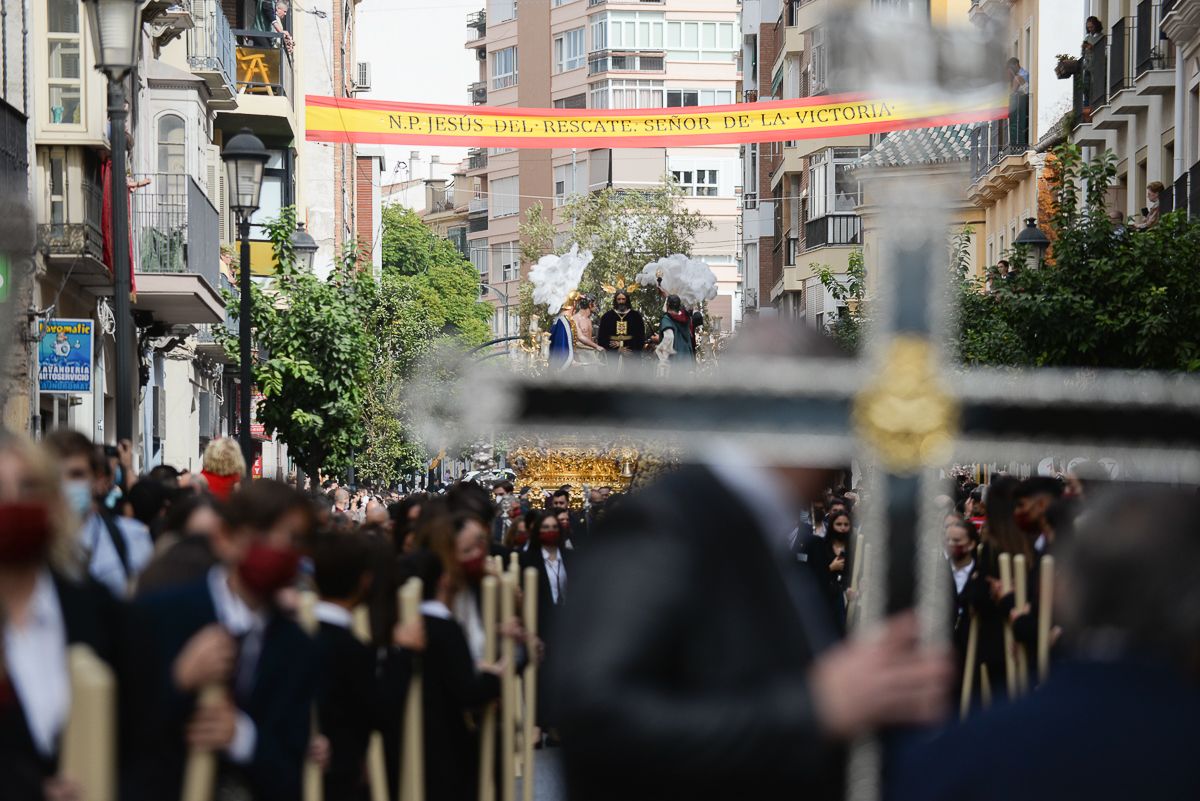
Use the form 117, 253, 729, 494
855, 124, 974, 170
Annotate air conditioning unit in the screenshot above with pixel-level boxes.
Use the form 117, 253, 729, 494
152, 386, 166, 440
354, 62, 372, 93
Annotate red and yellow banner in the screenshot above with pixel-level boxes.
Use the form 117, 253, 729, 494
306, 93, 1006, 149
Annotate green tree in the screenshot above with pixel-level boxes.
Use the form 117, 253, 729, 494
817, 249, 867, 353
221, 206, 375, 479
520, 183, 714, 328
380, 205, 471, 277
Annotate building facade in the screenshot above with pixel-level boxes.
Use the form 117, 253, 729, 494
465, 0, 745, 337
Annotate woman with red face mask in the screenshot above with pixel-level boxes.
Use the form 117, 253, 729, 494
520, 510, 571, 744
126, 479, 321, 801
0, 433, 125, 801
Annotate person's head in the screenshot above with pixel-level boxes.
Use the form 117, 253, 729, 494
576, 294, 593, 314
944, 518, 976, 565
1147, 181, 1165, 202
826, 497, 849, 518
982, 474, 1033, 561
1064, 460, 1108, 499
410, 547, 446, 602
332, 488, 350, 511
505, 516, 529, 549
365, 498, 388, 526
218, 480, 314, 604
163, 494, 224, 542
1006, 57, 1021, 72
526, 509, 562, 551
613, 290, 631, 312
452, 512, 489, 585
588, 487, 604, 505
1085, 15, 1102, 34
0, 432, 77, 574
1108, 210, 1124, 225
147, 463, 181, 489
965, 485, 985, 517
825, 509, 852, 542
666, 294, 682, 312
311, 532, 372, 603
125, 479, 172, 532
996, 259, 1010, 274
447, 481, 497, 526
43, 429, 101, 519
200, 438, 245, 501
599, 486, 612, 499
1057, 490, 1200, 675
551, 489, 571, 511
493, 480, 514, 499
555, 508, 572, 535
275, 0, 289, 18
1013, 476, 1064, 534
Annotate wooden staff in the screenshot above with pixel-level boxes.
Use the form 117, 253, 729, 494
181, 685, 224, 801
351, 606, 389, 801
1037, 555, 1055, 684
399, 578, 424, 801
979, 664, 993, 709
297, 592, 324, 801
958, 612, 979, 720
500, 571, 518, 801
521, 567, 539, 801
848, 533, 865, 594
479, 576, 499, 801
60, 644, 116, 801
1013, 554, 1030, 695
508, 551, 520, 576
847, 542, 872, 629
998, 554, 1018, 699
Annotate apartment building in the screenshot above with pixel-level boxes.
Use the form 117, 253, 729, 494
465, 0, 744, 337
1161, 0, 1200, 216
420, 163, 475, 262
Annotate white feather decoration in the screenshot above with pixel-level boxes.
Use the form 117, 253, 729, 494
529, 245, 593, 314
636, 254, 719, 307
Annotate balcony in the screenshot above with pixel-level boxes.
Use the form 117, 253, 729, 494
38, 168, 111, 290
470, 81, 487, 105
805, 214, 861, 249
467, 9, 485, 37
131, 174, 224, 325
968, 117, 1032, 203
469, 196, 489, 214
587, 50, 665, 76
1134, 1, 1175, 95
0, 99, 28, 191
232, 30, 294, 109
468, 148, 488, 172
782, 0, 824, 34
187, 0, 236, 104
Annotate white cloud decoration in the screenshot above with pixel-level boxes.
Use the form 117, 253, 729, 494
529, 244, 593, 315
636, 254, 719, 308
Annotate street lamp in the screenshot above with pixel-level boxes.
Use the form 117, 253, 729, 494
81, 0, 143, 445
1013, 217, 1050, 270
221, 128, 269, 474
291, 222, 318, 272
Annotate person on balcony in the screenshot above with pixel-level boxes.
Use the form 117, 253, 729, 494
1006, 58, 1030, 148
1081, 16, 1104, 111
1135, 182, 1164, 231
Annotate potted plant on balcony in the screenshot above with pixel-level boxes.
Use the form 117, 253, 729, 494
1054, 53, 1080, 79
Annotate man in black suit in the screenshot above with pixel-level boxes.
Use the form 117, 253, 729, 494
891, 489, 1200, 801
553, 451, 953, 801
126, 480, 320, 801
549, 489, 586, 548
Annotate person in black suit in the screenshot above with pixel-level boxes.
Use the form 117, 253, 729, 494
891, 489, 1200, 801
126, 480, 321, 801
408, 548, 502, 801
552, 454, 953, 801
0, 432, 126, 801
548, 489, 586, 548
521, 510, 570, 739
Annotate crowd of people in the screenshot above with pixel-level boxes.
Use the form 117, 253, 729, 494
3, 426, 1199, 801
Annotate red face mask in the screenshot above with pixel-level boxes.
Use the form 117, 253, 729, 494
541, 529, 562, 547
1012, 508, 1037, 533
514, 531, 529, 546
460, 555, 486, 583
0, 503, 53, 565
237, 543, 300, 599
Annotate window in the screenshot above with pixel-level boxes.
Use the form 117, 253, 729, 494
672, 169, 719, 196
807, 148, 866, 220
250, 150, 289, 240
490, 175, 519, 218
666, 88, 733, 107
553, 93, 587, 109
488, 0, 516, 23
809, 28, 827, 94
47, 0, 82, 125
555, 28, 585, 73
554, 162, 586, 206
48, 151, 66, 228
491, 46, 518, 90
497, 241, 520, 282
552, 0, 576, 5
590, 11, 664, 52
470, 242, 489, 281
665, 20, 736, 62
589, 79, 663, 109
157, 115, 186, 174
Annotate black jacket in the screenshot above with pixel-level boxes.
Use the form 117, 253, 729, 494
314, 621, 376, 801
125, 578, 319, 801
0, 574, 124, 801
553, 465, 843, 801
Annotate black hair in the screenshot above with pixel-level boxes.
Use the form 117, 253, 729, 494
224, 479, 314, 535
1014, 476, 1064, 501
312, 532, 372, 600
525, 509, 560, 551
493, 480, 514, 494
164, 493, 222, 538
147, 464, 180, 484
447, 481, 495, 525
666, 294, 682, 311
126, 480, 172, 528
552, 489, 571, 501
1085, 16, 1102, 33
945, 515, 978, 543
824, 509, 853, 543
409, 548, 444, 601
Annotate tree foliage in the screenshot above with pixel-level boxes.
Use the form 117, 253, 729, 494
380, 205, 472, 277
221, 206, 375, 479
519, 183, 714, 329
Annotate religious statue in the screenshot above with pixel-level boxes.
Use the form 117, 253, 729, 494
657, 294, 694, 365
597, 288, 647, 367
548, 297, 575, 371
571, 294, 605, 367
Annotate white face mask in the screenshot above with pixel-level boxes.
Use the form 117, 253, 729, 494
63, 479, 94, 518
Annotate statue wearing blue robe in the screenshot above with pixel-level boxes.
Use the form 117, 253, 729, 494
548, 313, 574, 370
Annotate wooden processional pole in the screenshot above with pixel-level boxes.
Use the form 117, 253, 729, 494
1037, 556, 1055, 684
479, 575, 499, 801
399, 578, 424, 801
181, 684, 224, 801
500, 571, 518, 801
521, 567, 539, 801
997, 554, 1018, 699
1012, 555, 1030, 696
297, 591, 324, 801
352, 606, 390, 801
60, 644, 117, 801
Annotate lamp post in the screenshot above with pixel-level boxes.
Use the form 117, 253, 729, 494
221, 128, 269, 474
82, 0, 144, 445
1013, 217, 1050, 270
291, 222, 318, 272
480, 282, 510, 341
